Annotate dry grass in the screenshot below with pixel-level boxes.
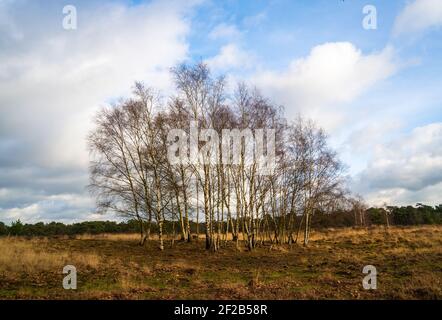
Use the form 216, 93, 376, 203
0, 237, 101, 275
74, 233, 141, 241
0, 225, 441, 300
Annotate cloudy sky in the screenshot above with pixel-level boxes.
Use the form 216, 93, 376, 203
0, 0, 441, 224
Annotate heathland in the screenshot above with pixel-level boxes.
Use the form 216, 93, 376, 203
0, 225, 440, 299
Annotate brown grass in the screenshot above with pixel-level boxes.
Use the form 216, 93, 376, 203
0, 237, 100, 275
0, 225, 441, 300
74, 233, 140, 241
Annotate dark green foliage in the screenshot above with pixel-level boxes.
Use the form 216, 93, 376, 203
311, 210, 356, 228
0, 220, 141, 237
387, 203, 442, 225
365, 207, 388, 225
361, 204, 442, 226
0, 222, 8, 235
9, 219, 24, 235
0, 203, 440, 237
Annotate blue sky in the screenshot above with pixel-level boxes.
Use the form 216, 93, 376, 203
0, 0, 441, 223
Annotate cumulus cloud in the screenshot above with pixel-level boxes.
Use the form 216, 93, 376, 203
354, 123, 442, 206
0, 0, 194, 223
206, 43, 255, 72
1, 0, 191, 167
362, 183, 442, 207
0, 193, 112, 224
394, 0, 442, 36
254, 42, 399, 131
345, 120, 403, 153
0, 1, 439, 223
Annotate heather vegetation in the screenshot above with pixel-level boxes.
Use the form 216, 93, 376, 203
1, 226, 440, 299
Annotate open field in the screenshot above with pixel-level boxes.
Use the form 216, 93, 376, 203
0, 225, 441, 300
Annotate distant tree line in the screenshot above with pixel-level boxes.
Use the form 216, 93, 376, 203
313, 203, 442, 228
366, 203, 442, 226
0, 220, 140, 237
1, 204, 440, 237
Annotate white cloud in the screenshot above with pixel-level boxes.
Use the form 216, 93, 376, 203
0, 193, 115, 224
206, 43, 254, 72
0, 0, 191, 169
208, 23, 241, 40
354, 123, 442, 206
363, 183, 442, 207
346, 120, 403, 153
0, 0, 194, 222
254, 42, 398, 131
394, 0, 442, 36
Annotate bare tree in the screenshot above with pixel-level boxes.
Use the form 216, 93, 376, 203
88, 62, 347, 252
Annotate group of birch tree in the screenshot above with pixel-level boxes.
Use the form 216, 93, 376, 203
88, 63, 346, 251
